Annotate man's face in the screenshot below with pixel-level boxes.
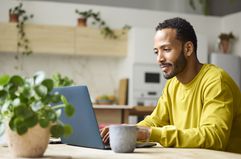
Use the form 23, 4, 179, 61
153, 28, 187, 79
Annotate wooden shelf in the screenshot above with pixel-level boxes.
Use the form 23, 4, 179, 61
0, 23, 17, 52
0, 22, 128, 57
75, 27, 127, 57
26, 24, 75, 55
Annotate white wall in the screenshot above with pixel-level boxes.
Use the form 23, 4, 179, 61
221, 12, 241, 57
0, 0, 240, 99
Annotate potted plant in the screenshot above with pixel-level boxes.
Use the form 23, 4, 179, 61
75, 9, 102, 27
218, 32, 236, 54
0, 71, 75, 157
75, 9, 131, 39
9, 2, 25, 23
9, 2, 34, 60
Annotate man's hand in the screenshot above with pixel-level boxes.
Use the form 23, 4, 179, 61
100, 125, 151, 144
100, 126, 109, 144
137, 126, 151, 142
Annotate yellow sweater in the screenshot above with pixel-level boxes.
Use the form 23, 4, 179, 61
138, 64, 241, 153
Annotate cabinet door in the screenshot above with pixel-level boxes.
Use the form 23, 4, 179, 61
75, 27, 127, 57
26, 24, 75, 55
0, 23, 17, 53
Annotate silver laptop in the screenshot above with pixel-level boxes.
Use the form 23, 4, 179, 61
52, 85, 156, 149
53, 85, 110, 149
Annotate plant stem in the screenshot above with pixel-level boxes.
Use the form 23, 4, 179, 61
52, 104, 65, 110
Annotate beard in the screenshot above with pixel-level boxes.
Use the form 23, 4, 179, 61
162, 48, 187, 79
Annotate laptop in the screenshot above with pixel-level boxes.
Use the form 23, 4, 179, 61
52, 85, 156, 149
53, 85, 109, 149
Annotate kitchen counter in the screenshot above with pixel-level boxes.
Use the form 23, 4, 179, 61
93, 105, 155, 124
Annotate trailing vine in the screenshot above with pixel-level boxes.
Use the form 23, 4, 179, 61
9, 2, 34, 59
75, 9, 131, 39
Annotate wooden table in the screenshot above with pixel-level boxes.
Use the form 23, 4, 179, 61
93, 105, 155, 125
1, 144, 241, 159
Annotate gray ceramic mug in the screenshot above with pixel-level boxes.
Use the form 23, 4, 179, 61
109, 124, 137, 153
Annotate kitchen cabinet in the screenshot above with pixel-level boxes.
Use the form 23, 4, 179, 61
0, 22, 128, 57
26, 24, 75, 55
0, 23, 17, 52
75, 27, 128, 57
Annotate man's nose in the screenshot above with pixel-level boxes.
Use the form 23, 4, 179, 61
157, 52, 165, 63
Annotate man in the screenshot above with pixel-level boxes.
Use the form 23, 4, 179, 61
101, 17, 241, 153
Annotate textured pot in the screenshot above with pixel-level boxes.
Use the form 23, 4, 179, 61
77, 18, 87, 27
9, 13, 19, 23
7, 124, 50, 158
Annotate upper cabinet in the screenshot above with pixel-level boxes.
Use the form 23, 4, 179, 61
75, 27, 127, 57
26, 24, 75, 55
0, 22, 128, 57
0, 23, 17, 52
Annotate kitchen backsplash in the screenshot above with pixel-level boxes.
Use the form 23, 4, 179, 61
0, 53, 123, 101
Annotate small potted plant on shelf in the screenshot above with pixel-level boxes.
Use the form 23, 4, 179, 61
75, 9, 131, 39
218, 32, 236, 54
0, 71, 75, 158
75, 9, 103, 27
9, 2, 25, 22
9, 2, 34, 60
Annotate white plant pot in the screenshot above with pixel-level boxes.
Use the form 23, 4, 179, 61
6, 124, 50, 158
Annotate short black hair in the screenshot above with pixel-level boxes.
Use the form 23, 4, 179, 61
156, 17, 197, 54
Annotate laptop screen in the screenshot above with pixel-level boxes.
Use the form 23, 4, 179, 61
52, 85, 106, 149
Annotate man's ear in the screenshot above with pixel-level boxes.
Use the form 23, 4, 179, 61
184, 41, 194, 57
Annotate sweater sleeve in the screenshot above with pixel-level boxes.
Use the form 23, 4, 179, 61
137, 88, 170, 128
138, 79, 234, 150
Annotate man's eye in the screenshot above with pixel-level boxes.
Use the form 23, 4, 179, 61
164, 48, 171, 52
153, 50, 158, 55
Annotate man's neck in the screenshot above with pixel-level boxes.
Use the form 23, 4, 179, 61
176, 60, 203, 84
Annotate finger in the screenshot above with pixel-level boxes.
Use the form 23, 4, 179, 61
100, 127, 109, 138
103, 132, 109, 144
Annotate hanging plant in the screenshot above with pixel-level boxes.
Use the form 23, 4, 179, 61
75, 9, 131, 39
9, 3, 34, 59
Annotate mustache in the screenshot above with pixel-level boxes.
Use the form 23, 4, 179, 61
159, 63, 172, 67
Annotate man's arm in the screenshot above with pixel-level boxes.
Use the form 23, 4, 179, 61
137, 80, 234, 150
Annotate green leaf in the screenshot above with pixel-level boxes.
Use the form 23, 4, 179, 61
25, 115, 38, 128
9, 116, 17, 131
50, 124, 64, 138
0, 90, 7, 99
34, 85, 48, 98
13, 105, 30, 116
65, 104, 75, 117
51, 94, 61, 104
11, 116, 26, 135
33, 71, 45, 85
8, 85, 18, 98
9, 75, 24, 86
46, 109, 57, 122
0, 75, 10, 86
16, 124, 28, 135
63, 124, 73, 137
55, 109, 62, 118
39, 118, 49, 128
41, 79, 54, 92
61, 96, 68, 105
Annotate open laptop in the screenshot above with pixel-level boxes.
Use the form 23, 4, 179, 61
52, 85, 109, 149
52, 85, 156, 149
